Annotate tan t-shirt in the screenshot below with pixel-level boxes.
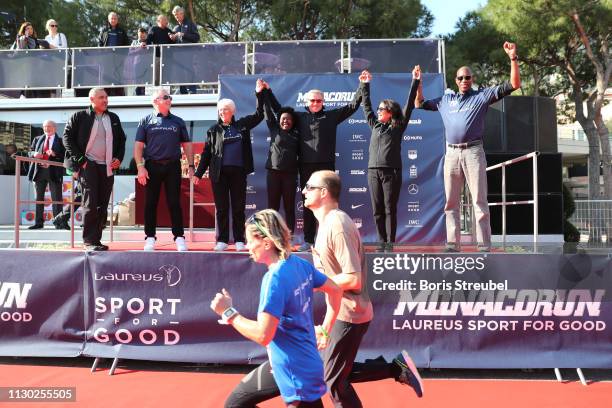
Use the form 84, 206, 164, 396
313, 208, 373, 324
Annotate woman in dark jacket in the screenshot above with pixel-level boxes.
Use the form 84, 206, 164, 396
193, 81, 264, 252
261, 86, 300, 236
359, 66, 421, 252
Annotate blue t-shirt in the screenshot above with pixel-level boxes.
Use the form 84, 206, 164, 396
422, 82, 514, 144
221, 124, 243, 167
135, 112, 190, 160
258, 255, 328, 403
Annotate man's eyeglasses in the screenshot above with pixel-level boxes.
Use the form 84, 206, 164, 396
309, 99, 323, 103
304, 183, 325, 191
157, 94, 172, 101
49, 24, 58, 27
456, 75, 472, 81
377, 107, 388, 112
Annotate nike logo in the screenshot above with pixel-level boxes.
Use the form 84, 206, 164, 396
351, 204, 364, 209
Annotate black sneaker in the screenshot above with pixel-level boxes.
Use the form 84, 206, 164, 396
385, 242, 394, 252
393, 350, 423, 398
443, 246, 459, 253
376, 242, 386, 252
84, 242, 108, 251
28, 224, 43, 230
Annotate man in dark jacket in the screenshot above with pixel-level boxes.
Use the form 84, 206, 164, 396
98, 12, 130, 47
27, 120, 65, 229
267, 83, 362, 251
63, 88, 126, 251
170, 6, 200, 94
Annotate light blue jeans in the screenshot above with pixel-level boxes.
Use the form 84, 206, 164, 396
443, 144, 491, 250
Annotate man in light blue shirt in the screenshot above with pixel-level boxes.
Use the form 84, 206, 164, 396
416, 41, 521, 252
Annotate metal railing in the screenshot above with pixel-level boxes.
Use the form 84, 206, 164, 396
486, 152, 540, 249
569, 200, 612, 243
0, 39, 444, 91
12, 155, 114, 248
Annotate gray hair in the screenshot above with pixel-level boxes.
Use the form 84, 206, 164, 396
307, 89, 324, 101
151, 87, 169, 103
172, 6, 185, 13
88, 87, 106, 98
217, 98, 236, 113
108, 12, 118, 19
43, 119, 57, 128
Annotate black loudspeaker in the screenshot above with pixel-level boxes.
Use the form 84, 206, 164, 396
482, 96, 557, 153
489, 193, 563, 235
486, 153, 562, 195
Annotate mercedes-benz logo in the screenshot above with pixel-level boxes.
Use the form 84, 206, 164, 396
297, 201, 304, 211
159, 264, 182, 287
408, 184, 419, 194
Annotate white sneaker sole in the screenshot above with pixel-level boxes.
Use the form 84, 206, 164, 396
401, 350, 424, 396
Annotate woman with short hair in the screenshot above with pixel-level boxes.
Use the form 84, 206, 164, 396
359, 66, 421, 252
193, 81, 264, 252
211, 209, 342, 408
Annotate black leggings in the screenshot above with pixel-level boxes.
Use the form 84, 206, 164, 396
224, 360, 323, 408
267, 170, 297, 233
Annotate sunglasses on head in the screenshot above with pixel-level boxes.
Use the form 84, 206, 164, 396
247, 214, 268, 237
456, 75, 472, 81
309, 99, 323, 103
304, 183, 325, 191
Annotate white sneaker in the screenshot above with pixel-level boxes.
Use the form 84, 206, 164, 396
144, 237, 156, 251
214, 242, 229, 251
175, 237, 188, 252
235, 241, 246, 252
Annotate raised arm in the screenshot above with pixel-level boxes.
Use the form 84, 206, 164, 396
238, 84, 265, 130
504, 42, 521, 90
262, 89, 279, 131
359, 70, 376, 129
401, 65, 421, 129
335, 82, 363, 124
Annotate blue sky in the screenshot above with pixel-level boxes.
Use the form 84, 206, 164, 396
425, 0, 486, 37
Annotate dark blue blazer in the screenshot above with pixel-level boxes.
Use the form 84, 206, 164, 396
27, 133, 65, 182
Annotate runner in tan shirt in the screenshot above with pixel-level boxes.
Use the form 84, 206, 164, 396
304, 170, 423, 406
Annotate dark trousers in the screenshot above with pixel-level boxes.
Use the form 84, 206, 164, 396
79, 161, 113, 245
299, 162, 334, 244
267, 170, 297, 233
144, 160, 184, 238
225, 360, 323, 408
226, 320, 396, 408
212, 166, 247, 243
367, 168, 402, 243
33, 176, 63, 225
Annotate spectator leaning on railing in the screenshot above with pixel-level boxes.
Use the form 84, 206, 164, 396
170, 5, 200, 94
11, 21, 40, 50
98, 11, 130, 47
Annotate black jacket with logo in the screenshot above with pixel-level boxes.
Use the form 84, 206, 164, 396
262, 89, 300, 172
172, 19, 200, 43
361, 80, 419, 169
195, 92, 264, 182
98, 25, 130, 47
62, 107, 126, 172
268, 86, 362, 165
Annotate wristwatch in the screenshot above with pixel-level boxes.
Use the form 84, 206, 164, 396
222, 307, 239, 323
511, 55, 519, 61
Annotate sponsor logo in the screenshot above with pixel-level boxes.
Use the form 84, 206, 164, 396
353, 218, 363, 228
408, 150, 417, 160
352, 149, 364, 160
407, 201, 420, 212
297, 201, 304, 212
296, 91, 357, 103
245, 204, 257, 210
159, 265, 182, 287
408, 184, 419, 194
0, 282, 34, 322
408, 119, 422, 125
348, 187, 367, 193
348, 118, 367, 124
335, 152, 340, 157
403, 135, 423, 141
246, 185, 256, 194
406, 219, 421, 227
409, 165, 418, 179
350, 169, 365, 175
350, 134, 367, 142
351, 204, 365, 209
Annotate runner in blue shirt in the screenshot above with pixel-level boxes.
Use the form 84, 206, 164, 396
211, 209, 342, 408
